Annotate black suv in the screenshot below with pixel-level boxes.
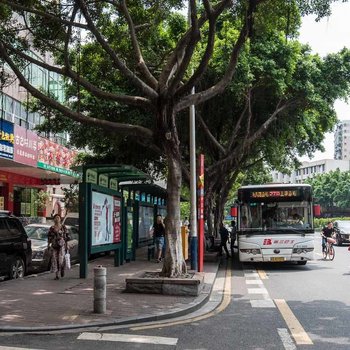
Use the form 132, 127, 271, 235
0, 211, 32, 279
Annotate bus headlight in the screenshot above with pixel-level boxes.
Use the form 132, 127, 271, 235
240, 249, 261, 255
292, 248, 314, 254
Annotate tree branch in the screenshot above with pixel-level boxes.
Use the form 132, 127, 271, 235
247, 99, 293, 146
166, 0, 200, 95
174, 0, 264, 113
119, 0, 158, 89
0, 42, 154, 140
0, 0, 89, 30
77, 0, 158, 99
176, 0, 217, 98
159, 0, 231, 93
198, 113, 226, 155
1, 42, 152, 109
227, 89, 251, 152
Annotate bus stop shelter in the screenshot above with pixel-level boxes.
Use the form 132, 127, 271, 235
78, 164, 168, 278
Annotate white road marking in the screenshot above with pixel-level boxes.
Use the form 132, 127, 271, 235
0, 347, 43, 350
250, 299, 275, 308
244, 272, 259, 278
246, 279, 263, 285
77, 332, 178, 346
277, 328, 297, 350
248, 287, 268, 294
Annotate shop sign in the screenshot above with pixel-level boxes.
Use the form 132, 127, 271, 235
37, 137, 79, 177
0, 119, 14, 159
14, 125, 38, 167
0, 173, 8, 182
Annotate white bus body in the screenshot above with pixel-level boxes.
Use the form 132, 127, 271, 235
237, 184, 314, 265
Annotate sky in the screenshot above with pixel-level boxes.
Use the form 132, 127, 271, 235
298, 2, 350, 161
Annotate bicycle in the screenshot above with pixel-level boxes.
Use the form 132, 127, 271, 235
322, 237, 335, 261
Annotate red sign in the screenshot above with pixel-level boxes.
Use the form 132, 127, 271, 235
198, 154, 205, 272
13, 125, 38, 167
37, 137, 77, 170
113, 196, 122, 243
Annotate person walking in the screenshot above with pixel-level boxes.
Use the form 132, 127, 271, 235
219, 222, 230, 258
152, 215, 166, 263
230, 220, 237, 256
48, 214, 70, 280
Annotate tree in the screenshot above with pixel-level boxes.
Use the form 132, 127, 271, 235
307, 170, 350, 210
0, 0, 344, 276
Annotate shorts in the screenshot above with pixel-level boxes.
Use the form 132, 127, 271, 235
155, 236, 165, 250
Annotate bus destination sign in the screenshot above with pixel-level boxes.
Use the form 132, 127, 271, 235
251, 190, 299, 199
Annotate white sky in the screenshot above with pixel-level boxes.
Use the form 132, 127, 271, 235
298, 2, 350, 161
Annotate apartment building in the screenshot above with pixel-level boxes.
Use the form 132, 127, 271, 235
271, 159, 350, 184
334, 120, 350, 160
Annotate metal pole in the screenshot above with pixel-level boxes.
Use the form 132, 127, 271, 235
188, 3, 198, 271
189, 89, 198, 271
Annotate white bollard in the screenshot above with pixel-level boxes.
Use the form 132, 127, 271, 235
94, 265, 106, 314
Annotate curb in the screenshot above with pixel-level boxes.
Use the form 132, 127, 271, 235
0, 263, 220, 333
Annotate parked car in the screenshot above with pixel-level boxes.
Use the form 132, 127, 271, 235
333, 220, 350, 246
25, 224, 79, 272
0, 210, 32, 279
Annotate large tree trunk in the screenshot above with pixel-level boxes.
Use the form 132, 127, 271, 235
161, 152, 187, 277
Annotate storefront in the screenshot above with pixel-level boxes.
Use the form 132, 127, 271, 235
0, 121, 79, 216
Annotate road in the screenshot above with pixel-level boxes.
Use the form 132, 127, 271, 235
1, 235, 350, 349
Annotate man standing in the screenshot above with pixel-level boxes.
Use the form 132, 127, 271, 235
219, 222, 230, 258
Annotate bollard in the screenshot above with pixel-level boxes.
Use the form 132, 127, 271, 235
94, 265, 106, 314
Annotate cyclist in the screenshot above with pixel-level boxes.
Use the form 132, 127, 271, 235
321, 221, 334, 252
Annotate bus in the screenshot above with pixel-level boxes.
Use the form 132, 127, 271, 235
237, 184, 314, 265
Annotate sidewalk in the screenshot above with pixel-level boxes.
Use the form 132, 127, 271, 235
0, 247, 220, 332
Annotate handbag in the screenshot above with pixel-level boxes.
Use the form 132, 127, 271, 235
65, 252, 71, 269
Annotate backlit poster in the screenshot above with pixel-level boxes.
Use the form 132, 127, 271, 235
138, 205, 154, 241
91, 191, 121, 246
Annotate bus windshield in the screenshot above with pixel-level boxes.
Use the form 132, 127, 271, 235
239, 200, 313, 232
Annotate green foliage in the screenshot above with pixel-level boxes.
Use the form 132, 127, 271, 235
306, 170, 350, 209
61, 184, 79, 214
34, 190, 50, 211
314, 217, 350, 229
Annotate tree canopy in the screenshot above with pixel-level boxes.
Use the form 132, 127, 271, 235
307, 169, 350, 209
0, 0, 348, 276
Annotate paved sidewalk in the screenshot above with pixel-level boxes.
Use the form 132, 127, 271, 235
0, 248, 220, 332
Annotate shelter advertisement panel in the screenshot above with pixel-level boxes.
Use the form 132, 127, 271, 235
91, 191, 121, 246
138, 205, 154, 240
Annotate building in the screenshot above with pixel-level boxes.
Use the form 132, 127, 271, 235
0, 38, 79, 217
271, 159, 350, 184
334, 120, 350, 160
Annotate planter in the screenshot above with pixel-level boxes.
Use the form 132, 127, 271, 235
125, 271, 204, 296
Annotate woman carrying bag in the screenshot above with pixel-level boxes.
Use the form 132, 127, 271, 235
48, 214, 71, 280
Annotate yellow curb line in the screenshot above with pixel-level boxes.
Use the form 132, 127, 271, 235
257, 269, 268, 280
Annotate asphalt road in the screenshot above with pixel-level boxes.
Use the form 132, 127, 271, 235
1, 235, 350, 350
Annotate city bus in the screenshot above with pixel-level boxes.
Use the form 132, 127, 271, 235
237, 184, 314, 265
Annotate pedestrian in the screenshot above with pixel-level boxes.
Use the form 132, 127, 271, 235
219, 222, 230, 258
183, 216, 190, 227
48, 214, 70, 280
152, 215, 166, 263
230, 220, 237, 256
321, 221, 334, 253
